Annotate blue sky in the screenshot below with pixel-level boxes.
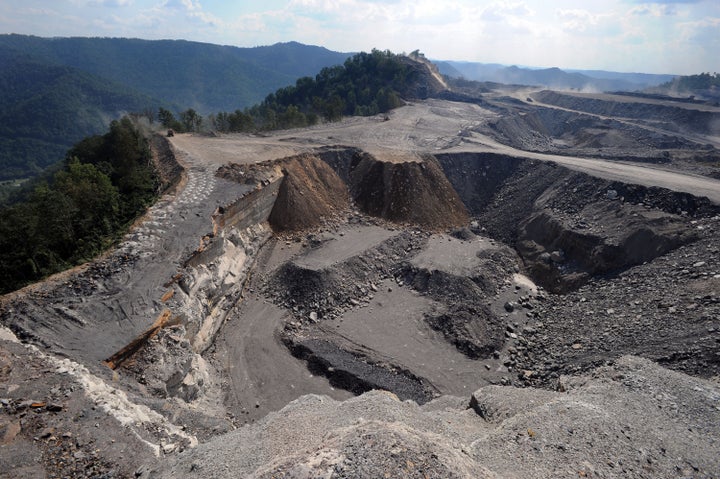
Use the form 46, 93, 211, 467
1, 0, 718, 74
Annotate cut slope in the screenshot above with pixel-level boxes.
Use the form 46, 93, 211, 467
218, 154, 350, 232
269, 154, 350, 231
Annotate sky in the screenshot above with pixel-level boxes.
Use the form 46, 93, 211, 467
1, 0, 718, 75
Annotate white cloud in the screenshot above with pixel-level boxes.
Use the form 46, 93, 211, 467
480, 1, 533, 22
557, 9, 616, 34
629, 4, 677, 16
163, 0, 200, 11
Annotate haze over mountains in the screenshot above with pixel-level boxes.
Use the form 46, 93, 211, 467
0, 34, 688, 181
436, 61, 675, 92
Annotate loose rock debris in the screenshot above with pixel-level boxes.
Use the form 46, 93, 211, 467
1, 90, 720, 477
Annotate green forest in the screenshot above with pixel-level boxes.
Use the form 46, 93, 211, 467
207, 50, 414, 132
0, 46, 163, 181
0, 35, 350, 113
0, 118, 157, 294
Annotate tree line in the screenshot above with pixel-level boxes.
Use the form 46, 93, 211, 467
157, 50, 415, 134
0, 117, 158, 293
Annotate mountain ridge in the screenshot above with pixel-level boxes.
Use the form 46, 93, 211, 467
0, 35, 353, 181
438, 60, 676, 91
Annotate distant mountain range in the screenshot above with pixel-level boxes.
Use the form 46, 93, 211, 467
0, 34, 686, 182
0, 45, 163, 180
436, 61, 675, 92
0, 35, 352, 180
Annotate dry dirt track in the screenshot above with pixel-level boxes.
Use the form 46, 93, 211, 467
171, 99, 720, 203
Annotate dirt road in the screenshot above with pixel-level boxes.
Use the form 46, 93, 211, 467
171, 99, 720, 203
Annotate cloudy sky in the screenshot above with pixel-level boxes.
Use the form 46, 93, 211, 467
1, 0, 718, 74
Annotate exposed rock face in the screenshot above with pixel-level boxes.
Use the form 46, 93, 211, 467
222, 150, 469, 232
534, 90, 720, 135
218, 154, 351, 232
436, 152, 718, 291
518, 200, 698, 291
397, 54, 449, 99
489, 106, 697, 158
150, 356, 720, 478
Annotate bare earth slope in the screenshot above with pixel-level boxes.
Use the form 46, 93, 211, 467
2, 91, 720, 478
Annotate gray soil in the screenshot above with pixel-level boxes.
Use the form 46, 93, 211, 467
2, 77, 720, 478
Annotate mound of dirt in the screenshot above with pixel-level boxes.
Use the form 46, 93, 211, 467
263, 230, 427, 321
424, 303, 501, 359
269, 154, 350, 232
218, 154, 351, 232
347, 152, 469, 229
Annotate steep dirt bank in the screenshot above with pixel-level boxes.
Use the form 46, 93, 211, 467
218, 154, 350, 232
220, 149, 469, 232
150, 134, 185, 194
533, 90, 720, 135
347, 151, 468, 229
436, 151, 719, 291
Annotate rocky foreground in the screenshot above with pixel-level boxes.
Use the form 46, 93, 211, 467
150, 355, 719, 478
2, 325, 719, 478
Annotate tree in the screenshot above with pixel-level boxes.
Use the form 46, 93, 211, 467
210, 49, 415, 133
54, 157, 120, 246
180, 108, 202, 132
158, 107, 176, 128
0, 116, 158, 293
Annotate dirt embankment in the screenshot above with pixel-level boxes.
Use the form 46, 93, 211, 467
269, 155, 350, 232
436, 152, 719, 291
534, 90, 720, 135
218, 154, 351, 232
220, 149, 469, 232
150, 134, 185, 194
487, 105, 699, 160
347, 152, 469, 229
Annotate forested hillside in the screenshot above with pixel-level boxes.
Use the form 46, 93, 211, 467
210, 50, 430, 132
0, 118, 157, 293
0, 35, 351, 113
0, 47, 163, 181
0, 35, 352, 181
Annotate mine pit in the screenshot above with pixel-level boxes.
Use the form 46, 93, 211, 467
2, 97, 719, 477
203, 146, 720, 413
